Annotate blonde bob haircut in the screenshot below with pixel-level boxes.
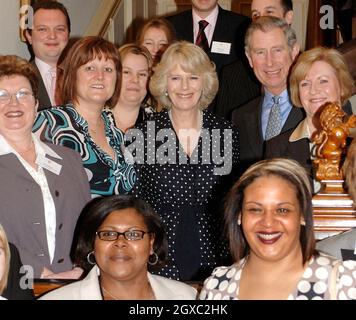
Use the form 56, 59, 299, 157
224, 158, 316, 265
290, 47, 355, 108
149, 41, 218, 110
0, 224, 10, 295
118, 43, 153, 70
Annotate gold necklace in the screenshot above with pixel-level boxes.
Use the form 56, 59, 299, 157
101, 285, 120, 300
101, 284, 156, 300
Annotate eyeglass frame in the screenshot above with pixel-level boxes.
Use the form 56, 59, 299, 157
0, 88, 35, 105
96, 229, 151, 241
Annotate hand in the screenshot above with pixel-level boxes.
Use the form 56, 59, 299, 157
41, 266, 54, 278
41, 267, 84, 280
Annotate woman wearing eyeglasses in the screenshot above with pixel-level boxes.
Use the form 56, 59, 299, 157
40, 195, 197, 300
0, 55, 91, 279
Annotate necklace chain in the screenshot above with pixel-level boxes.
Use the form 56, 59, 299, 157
101, 285, 120, 300
101, 284, 156, 300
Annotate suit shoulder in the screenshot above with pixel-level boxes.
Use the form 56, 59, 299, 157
232, 97, 261, 116
166, 10, 191, 22
150, 274, 197, 299
45, 143, 82, 162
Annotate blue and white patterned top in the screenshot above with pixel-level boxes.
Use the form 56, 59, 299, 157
33, 104, 136, 196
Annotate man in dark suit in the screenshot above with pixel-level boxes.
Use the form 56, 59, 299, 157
166, 0, 249, 75
25, 1, 70, 110
214, 0, 294, 119
231, 16, 303, 176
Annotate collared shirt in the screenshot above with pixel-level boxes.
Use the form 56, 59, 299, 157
289, 119, 320, 192
261, 89, 292, 140
35, 57, 56, 106
192, 5, 219, 46
0, 133, 62, 263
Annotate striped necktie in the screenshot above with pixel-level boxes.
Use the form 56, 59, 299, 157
195, 20, 209, 53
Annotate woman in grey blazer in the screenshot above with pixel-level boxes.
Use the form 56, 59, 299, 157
0, 55, 91, 279
40, 195, 197, 300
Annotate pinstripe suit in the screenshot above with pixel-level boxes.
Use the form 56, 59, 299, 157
166, 6, 250, 75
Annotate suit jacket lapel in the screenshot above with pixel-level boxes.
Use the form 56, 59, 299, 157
245, 98, 264, 158
30, 60, 52, 110
183, 10, 194, 42
281, 106, 304, 133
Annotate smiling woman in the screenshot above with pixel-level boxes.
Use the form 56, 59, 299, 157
200, 158, 356, 300
39, 195, 197, 300
33, 36, 136, 197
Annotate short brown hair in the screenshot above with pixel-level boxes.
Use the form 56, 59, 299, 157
0, 224, 10, 295
149, 41, 218, 110
0, 55, 39, 100
290, 47, 354, 108
58, 36, 121, 108
224, 158, 316, 265
30, 1, 71, 33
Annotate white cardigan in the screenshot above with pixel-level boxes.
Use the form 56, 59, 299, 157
39, 265, 197, 300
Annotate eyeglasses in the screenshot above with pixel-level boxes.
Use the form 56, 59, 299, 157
96, 230, 150, 241
0, 89, 35, 105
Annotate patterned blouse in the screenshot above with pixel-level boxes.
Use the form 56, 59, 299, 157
33, 104, 136, 196
199, 253, 356, 300
129, 110, 239, 281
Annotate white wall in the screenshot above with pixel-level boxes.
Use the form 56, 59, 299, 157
61, 0, 101, 37
0, 0, 101, 59
0, 1, 30, 59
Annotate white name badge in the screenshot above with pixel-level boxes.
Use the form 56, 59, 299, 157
211, 41, 231, 55
36, 154, 62, 175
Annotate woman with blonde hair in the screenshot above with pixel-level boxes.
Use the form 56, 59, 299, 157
265, 47, 355, 192
128, 41, 239, 281
0, 224, 10, 299
110, 44, 154, 132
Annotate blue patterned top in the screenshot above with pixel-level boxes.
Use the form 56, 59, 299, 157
33, 104, 136, 196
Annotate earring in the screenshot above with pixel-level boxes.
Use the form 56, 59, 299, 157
148, 252, 159, 265
237, 216, 241, 226
165, 91, 169, 97
301, 220, 306, 226
87, 251, 96, 265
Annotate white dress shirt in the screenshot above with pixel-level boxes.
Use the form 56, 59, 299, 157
0, 134, 62, 263
35, 58, 56, 106
192, 5, 219, 46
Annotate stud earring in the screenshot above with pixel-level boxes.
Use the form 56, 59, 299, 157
237, 217, 241, 226
301, 220, 306, 226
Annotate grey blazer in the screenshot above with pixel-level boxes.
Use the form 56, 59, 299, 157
0, 142, 91, 278
40, 265, 198, 300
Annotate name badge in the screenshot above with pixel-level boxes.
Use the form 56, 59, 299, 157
36, 154, 62, 175
211, 41, 231, 55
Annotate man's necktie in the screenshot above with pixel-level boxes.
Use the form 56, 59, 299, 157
195, 20, 209, 53
48, 67, 57, 106
265, 96, 282, 140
